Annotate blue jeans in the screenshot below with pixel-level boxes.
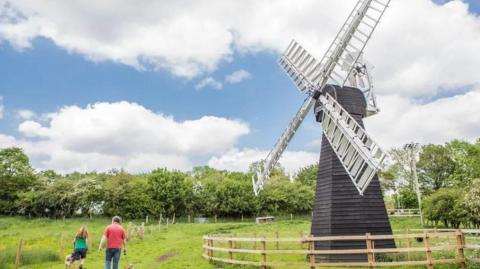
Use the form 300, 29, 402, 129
105, 248, 121, 269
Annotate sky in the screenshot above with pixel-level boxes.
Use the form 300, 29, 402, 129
0, 0, 479, 174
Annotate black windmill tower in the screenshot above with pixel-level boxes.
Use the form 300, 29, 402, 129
252, 0, 395, 262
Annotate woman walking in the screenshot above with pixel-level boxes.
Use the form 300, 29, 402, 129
72, 226, 89, 269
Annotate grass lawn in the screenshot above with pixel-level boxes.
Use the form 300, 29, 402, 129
0, 216, 478, 268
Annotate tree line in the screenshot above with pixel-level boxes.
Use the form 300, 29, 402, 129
0, 147, 316, 219
381, 139, 480, 228
1, 138, 479, 228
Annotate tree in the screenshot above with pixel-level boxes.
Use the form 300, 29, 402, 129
147, 168, 192, 217
257, 178, 314, 215
398, 188, 418, 209
0, 147, 36, 214
446, 140, 480, 186
215, 173, 257, 217
75, 176, 104, 217
388, 147, 416, 189
17, 175, 80, 218
193, 176, 220, 217
379, 169, 400, 208
295, 164, 318, 188
464, 178, 480, 229
417, 144, 455, 192
422, 188, 467, 228
103, 171, 153, 219
283, 182, 314, 214
192, 166, 224, 180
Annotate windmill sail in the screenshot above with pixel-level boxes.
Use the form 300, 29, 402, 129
322, 0, 391, 86
317, 93, 386, 194
280, 0, 391, 89
252, 0, 391, 195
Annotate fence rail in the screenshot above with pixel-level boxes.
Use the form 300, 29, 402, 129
203, 230, 480, 268
388, 209, 421, 217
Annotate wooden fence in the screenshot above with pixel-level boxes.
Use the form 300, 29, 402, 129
388, 209, 421, 217
203, 230, 480, 268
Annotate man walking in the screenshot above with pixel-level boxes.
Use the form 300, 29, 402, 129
99, 216, 127, 269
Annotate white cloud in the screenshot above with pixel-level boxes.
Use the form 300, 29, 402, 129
0, 97, 3, 119
0, 134, 17, 147
225, 69, 252, 84
195, 77, 223, 90
208, 148, 317, 175
16, 109, 36, 120
1, 0, 480, 172
364, 88, 480, 149
367, 0, 480, 97
0, 0, 478, 96
195, 70, 252, 90
0, 101, 249, 173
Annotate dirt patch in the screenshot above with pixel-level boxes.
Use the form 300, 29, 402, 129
157, 252, 178, 264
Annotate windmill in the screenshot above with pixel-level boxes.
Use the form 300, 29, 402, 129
252, 0, 395, 262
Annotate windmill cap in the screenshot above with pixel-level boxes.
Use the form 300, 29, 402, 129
314, 85, 367, 123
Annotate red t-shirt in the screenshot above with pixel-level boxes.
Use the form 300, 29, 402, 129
104, 223, 125, 249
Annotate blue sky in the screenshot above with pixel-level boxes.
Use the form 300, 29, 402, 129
0, 0, 479, 173
434, 0, 480, 12
0, 37, 319, 150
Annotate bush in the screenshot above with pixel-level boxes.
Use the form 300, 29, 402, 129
464, 178, 480, 228
422, 188, 467, 228
398, 188, 418, 209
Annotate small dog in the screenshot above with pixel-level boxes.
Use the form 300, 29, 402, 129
65, 254, 84, 269
127, 264, 134, 269
64, 254, 73, 268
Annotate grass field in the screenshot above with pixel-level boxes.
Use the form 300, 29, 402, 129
0, 216, 478, 269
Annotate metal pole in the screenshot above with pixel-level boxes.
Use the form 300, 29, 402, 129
407, 143, 424, 227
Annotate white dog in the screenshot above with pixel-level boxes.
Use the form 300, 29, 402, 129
65, 254, 84, 269
64, 254, 73, 268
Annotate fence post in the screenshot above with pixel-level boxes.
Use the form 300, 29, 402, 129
15, 238, 23, 269
228, 239, 233, 260
203, 238, 208, 257
275, 231, 279, 250
261, 238, 267, 269
366, 233, 375, 268
407, 236, 412, 261
309, 235, 316, 269
127, 222, 132, 240
188, 214, 191, 223
209, 239, 214, 260
455, 230, 466, 269
206, 238, 210, 260
300, 231, 304, 248
423, 232, 433, 269
140, 222, 145, 240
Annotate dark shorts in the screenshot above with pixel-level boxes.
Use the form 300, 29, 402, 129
72, 249, 87, 260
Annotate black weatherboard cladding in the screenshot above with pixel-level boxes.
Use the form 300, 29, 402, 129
311, 85, 395, 262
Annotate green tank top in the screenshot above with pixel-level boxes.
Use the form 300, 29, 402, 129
74, 236, 87, 250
